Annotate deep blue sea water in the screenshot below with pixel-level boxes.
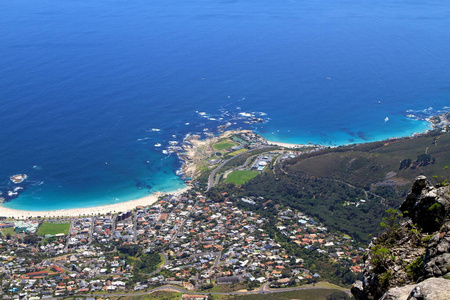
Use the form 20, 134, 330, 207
1, 0, 449, 210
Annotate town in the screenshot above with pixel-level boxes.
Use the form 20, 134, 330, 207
0, 131, 366, 299
0, 188, 364, 299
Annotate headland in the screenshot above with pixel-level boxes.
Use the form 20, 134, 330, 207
1, 111, 448, 218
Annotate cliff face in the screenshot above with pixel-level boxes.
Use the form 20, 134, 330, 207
352, 176, 450, 300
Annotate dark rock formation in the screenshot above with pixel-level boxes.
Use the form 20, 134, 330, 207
400, 175, 450, 232
423, 222, 450, 278
352, 176, 450, 300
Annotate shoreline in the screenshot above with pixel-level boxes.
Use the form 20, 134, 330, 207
263, 115, 442, 148
180, 129, 254, 179
2, 113, 448, 219
0, 186, 190, 219
266, 140, 315, 149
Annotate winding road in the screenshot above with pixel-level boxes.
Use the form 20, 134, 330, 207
207, 146, 272, 191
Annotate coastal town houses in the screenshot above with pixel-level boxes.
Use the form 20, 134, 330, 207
0, 190, 363, 297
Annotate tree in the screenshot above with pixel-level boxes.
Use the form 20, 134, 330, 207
416, 154, 432, 166
399, 158, 412, 170
23, 234, 39, 245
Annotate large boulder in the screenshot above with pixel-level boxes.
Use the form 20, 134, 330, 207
381, 277, 450, 300
423, 221, 450, 278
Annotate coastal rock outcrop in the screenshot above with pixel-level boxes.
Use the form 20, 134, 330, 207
351, 176, 450, 300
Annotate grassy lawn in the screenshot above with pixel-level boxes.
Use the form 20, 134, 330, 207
224, 170, 259, 185
37, 222, 70, 236
214, 139, 237, 150
227, 148, 248, 156
305, 281, 349, 291
1, 227, 15, 237
208, 282, 249, 293
157, 253, 166, 269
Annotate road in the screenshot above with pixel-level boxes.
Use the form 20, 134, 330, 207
64, 219, 74, 253
213, 251, 222, 267
207, 146, 272, 191
133, 210, 138, 242
207, 150, 251, 191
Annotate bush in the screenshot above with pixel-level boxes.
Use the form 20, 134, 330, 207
371, 245, 390, 272
406, 255, 424, 281
379, 270, 392, 287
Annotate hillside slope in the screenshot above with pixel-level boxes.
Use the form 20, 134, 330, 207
283, 132, 450, 205
351, 176, 450, 300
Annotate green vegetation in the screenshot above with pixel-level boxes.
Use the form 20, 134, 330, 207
378, 209, 405, 245
1, 227, 15, 237
225, 170, 259, 185
207, 283, 248, 293
379, 270, 392, 288
37, 222, 70, 236
283, 132, 450, 205
326, 291, 352, 300
370, 245, 391, 272
227, 148, 248, 156
214, 139, 237, 150
117, 244, 162, 274
210, 132, 450, 243
406, 255, 425, 281
210, 173, 386, 243
429, 203, 442, 211
224, 147, 279, 167
422, 234, 432, 244
135, 252, 162, 273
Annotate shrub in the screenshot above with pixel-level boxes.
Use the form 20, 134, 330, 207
371, 245, 391, 272
406, 255, 424, 281
379, 270, 392, 287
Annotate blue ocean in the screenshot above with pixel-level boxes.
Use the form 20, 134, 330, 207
1, 0, 449, 210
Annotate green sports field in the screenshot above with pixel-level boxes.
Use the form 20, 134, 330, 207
37, 222, 70, 236
224, 170, 259, 185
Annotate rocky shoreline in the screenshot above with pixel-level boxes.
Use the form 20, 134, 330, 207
177, 129, 266, 180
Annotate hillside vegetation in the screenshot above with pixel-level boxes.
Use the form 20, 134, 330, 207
284, 132, 450, 204
210, 132, 450, 243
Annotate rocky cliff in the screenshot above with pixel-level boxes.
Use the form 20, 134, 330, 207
352, 175, 450, 300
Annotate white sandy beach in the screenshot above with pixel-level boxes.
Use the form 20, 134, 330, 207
1, 132, 311, 220
0, 186, 190, 219
266, 140, 313, 149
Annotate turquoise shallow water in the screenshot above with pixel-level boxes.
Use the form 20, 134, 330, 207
0, 0, 449, 210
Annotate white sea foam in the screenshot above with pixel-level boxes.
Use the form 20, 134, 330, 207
137, 137, 151, 141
